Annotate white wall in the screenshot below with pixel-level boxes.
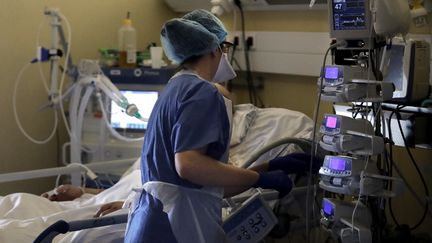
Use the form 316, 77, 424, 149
0, 0, 176, 195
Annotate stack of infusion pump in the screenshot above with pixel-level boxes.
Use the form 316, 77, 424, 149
317, 0, 411, 242
317, 78, 404, 243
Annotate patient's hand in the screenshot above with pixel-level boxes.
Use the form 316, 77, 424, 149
41, 185, 84, 201
94, 201, 124, 217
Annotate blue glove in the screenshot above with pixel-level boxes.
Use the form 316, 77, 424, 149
253, 170, 293, 198
268, 153, 321, 176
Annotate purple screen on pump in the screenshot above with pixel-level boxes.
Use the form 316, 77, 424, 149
323, 200, 333, 216
329, 158, 346, 171
326, 116, 338, 129
325, 67, 339, 79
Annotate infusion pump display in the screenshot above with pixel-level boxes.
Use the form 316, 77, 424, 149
321, 155, 353, 177
332, 0, 367, 30
110, 90, 158, 131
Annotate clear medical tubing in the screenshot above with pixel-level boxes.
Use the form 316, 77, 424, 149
13, 10, 72, 145
99, 75, 127, 107
96, 93, 144, 142
69, 83, 83, 164
12, 62, 59, 144
57, 12, 73, 137
76, 86, 95, 154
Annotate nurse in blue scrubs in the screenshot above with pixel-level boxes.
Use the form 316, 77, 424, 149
124, 9, 295, 243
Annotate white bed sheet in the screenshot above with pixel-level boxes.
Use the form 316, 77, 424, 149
229, 105, 314, 168
0, 169, 141, 242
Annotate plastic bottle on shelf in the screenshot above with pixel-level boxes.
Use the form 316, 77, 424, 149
118, 12, 137, 68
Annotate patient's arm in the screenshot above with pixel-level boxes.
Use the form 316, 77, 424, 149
41, 184, 104, 201
94, 201, 124, 217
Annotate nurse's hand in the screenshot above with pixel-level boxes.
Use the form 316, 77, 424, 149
268, 153, 322, 176
253, 170, 293, 198
41, 185, 84, 201
94, 201, 124, 217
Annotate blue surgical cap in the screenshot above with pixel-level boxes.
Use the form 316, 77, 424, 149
161, 9, 228, 64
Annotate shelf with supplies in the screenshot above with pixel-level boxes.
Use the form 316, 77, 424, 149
101, 65, 177, 85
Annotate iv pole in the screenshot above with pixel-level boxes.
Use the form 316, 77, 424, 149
44, 8, 82, 185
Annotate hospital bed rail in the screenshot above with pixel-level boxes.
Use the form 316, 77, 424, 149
0, 157, 138, 183
33, 138, 323, 242
33, 190, 280, 243
32, 186, 313, 243
34, 214, 128, 243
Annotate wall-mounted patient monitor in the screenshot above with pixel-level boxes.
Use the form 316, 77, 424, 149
110, 90, 158, 132
328, 0, 374, 49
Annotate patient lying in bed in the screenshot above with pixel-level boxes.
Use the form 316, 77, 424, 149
0, 103, 317, 242
0, 163, 141, 242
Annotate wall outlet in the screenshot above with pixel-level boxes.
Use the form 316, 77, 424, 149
227, 31, 257, 51
246, 33, 256, 50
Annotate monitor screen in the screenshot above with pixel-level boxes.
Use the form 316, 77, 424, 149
329, 157, 346, 171
332, 0, 367, 31
110, 90, 158, 131
325, 66, 340, 79
323, 199, 334, 216
325, 116, 338, 129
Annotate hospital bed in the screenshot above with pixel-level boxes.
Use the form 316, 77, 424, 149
0, 104, 321, 242
33, 138, 321, 243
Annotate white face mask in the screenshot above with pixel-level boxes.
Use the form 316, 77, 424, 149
212, 52, 237, 83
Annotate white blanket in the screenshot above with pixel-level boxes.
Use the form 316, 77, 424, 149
229, 105, 313, 168
0, 170, 141, 242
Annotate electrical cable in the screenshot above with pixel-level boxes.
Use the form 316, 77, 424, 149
387, 109, 402, 228
228, 41, 238, 92
387, 106, 432, 230
306, 41, 344, 243
352, 102, 364, 119
234, 0, 264, 107
351, 157, 370, 236
238, 6, 254, 105
394, 109, 430, 230
232, 5, 237, 38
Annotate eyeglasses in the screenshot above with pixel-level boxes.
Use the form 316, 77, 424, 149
220, 41, 234, 53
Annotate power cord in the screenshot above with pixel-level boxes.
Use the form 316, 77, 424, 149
306, 40, 346, 243
233, 0, 264, 107
387, 106, 430, 230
